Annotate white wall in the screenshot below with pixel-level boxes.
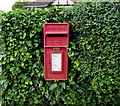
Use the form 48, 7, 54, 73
52, 0, 74, 5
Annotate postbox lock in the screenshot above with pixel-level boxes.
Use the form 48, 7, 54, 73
54, 48, 59, 51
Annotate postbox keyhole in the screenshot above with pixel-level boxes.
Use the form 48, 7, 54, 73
54, 48, 59, 51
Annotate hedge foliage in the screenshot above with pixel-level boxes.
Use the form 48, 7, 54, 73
65, 2, 120, 105
12, 1, 31, 10
1, 3, 120, 105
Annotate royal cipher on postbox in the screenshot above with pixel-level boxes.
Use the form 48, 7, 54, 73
44, 23, 69, 81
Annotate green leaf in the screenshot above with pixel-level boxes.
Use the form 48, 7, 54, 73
49, 83, 57, 90
10, 67, 15, 72
61, 82, 66, 89
10, 56, 14, 61
26, 41, 32, 46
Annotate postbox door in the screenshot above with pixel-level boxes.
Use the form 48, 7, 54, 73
44, 47, 68, 80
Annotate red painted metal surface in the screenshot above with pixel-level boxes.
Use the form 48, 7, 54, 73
44, 23, 69, 81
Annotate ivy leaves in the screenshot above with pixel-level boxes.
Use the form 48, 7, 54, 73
1, 3, 120, 105
66, 2, 120, 105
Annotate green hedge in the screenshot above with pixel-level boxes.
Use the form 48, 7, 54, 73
12, 1, 32, 10
1, 3, 120, 105
66, 2, 120, 105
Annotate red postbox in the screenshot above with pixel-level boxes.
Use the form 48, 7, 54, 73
44, 23, 69, 81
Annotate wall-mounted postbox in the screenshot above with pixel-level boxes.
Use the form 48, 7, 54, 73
44, 23, 69, 81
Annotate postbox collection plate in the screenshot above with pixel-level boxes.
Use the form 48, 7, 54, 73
52, 52, 62, 71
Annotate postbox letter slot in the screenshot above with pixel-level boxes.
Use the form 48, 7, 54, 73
46, 34, 67, 37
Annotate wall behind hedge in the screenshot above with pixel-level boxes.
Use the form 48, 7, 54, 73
1, 3, 120, 105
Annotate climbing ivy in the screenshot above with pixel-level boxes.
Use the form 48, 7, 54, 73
12, 1, 31, 10
1, 2, 120, 105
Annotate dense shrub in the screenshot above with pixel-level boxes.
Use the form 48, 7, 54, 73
12, 1, 31, 10
1, 3, 120, 105
0, 11, 2, 35
0, 10, 3, 105
65, 2, 120, 105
